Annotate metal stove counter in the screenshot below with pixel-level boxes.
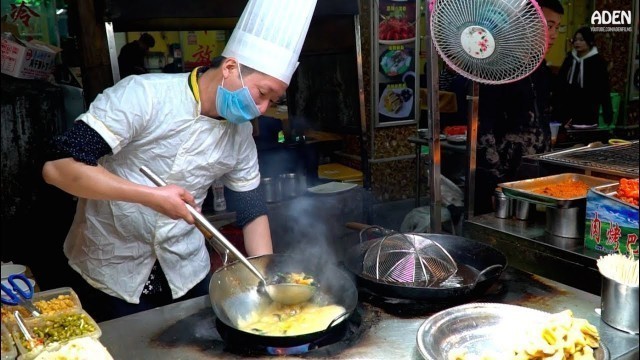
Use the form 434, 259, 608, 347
99, 266, 638, 359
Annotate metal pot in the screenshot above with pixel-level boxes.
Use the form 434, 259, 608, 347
279, 173, 299, 199
344, 224, 506, 301
260, 177, 281, 203
545, 206, 585, 238
209, 254, 358, 347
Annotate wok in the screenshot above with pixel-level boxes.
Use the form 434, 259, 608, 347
209, 254, 358, 347
344, 225, 507, 301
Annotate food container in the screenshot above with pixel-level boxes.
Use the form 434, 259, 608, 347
546, 206, 585, 238
416, 303, 608, 360
493, 188, 510, 219
584, 183, 639, 257
260, 177, 281, 203
1, 324, 17, 360
514, 200, 532, 221
279, 173, 299, 199
1, 287, 82, 323
499, 173, 617, 208
10, 309, 101, 357
600, 275, 639, 334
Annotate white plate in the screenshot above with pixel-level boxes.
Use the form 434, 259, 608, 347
379, 37, 416, 45
571, 124, 598, 129
378, 86, 413, 118
1, 264, 26, 279
1, 278, 35, 300
308, 182, 358, 195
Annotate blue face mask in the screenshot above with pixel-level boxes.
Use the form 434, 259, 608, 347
215, 65, 261, 124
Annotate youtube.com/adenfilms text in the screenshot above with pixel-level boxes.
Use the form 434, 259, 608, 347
591, 26, 632, 32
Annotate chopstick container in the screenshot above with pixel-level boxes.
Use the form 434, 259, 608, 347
600, 275, 639, 334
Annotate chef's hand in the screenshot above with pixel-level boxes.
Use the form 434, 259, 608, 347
148, 184, 198, 224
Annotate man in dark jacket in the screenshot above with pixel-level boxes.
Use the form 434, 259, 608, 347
474, 0, 564, 215
118, 33, 156, 79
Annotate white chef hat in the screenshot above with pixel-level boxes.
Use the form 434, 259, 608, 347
222, 0, 318, 85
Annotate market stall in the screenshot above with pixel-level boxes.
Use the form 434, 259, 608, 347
95, 266, 638, 359
465, 141, 639, 296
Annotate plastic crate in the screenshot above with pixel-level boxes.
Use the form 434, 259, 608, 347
10, 309, 101, 357
1, 287, 82, 324
584, 182, 639, 257
1, 324, 17, 360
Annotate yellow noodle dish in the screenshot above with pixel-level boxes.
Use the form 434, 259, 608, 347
238, 302, 346, 336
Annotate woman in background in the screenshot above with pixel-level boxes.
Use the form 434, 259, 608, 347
555, 27, 613, 127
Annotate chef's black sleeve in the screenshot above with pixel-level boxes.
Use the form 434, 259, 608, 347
225, 186, 268, 228
48, 120, 113, 166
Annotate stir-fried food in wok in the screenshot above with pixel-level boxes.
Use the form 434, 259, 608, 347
238, 302, 346, 336
271, 272, 317, 287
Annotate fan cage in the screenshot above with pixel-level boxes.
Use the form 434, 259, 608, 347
430, 0, 548, 85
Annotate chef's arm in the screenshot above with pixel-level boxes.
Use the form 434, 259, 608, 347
41, 121, 196, 223
43, 159, 196, 222
242, 215, 273, 256
226, 187, 273, 256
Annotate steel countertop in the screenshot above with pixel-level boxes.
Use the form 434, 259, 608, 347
99, 266, 638, 359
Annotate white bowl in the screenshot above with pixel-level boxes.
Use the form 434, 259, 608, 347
1, 264, 26, 279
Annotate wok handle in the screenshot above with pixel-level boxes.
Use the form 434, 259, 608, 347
345, 222, 372, 231
139, 167, 262, 275
325, 311, 351, 331
345, 222, 393, 243
471, 264, 504, 288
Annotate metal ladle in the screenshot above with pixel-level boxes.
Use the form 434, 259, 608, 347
139, 166, 316, 305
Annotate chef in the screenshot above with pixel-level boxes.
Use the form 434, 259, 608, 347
41, 0, 318, 321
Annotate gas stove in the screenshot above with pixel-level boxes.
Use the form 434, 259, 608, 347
100, 266, 637, 360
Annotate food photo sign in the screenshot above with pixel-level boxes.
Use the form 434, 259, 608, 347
374, 0, 419, 127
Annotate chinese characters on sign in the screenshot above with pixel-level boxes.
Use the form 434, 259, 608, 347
180, 30, 226, 71
9, 2, 40, 28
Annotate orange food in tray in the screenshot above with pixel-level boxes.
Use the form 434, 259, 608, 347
532, 180, 590, 199
616, 178, 639, 206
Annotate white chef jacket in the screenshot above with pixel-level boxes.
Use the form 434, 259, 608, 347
64, 72, 261, 303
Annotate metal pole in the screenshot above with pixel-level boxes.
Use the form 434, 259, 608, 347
425, 5, 442, 233
354, 12, 372, 223
465, 82, 480, 220
104, 22, 120, 84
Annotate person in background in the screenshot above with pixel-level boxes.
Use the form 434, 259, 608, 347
439, 63, 470, 126
554, 27, 613, 127
117, 33, 156, 79
41, 0, 318, 322
474, 0, 564, 215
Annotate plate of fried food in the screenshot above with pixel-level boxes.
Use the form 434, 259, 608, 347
417, 303, 608, 360
379, 86, 413, 118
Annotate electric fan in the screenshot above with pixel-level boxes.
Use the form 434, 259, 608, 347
421, 0, 548, 231
430, 0, 548, 84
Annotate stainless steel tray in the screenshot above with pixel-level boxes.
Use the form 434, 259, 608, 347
416, 302, 610, 360
592, 182, 639, 210
499, 173, 617, 208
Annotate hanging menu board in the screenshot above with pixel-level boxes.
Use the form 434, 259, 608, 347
374, 0, 419, 127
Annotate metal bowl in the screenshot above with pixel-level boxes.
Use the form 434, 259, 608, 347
416, 303, 610, 360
